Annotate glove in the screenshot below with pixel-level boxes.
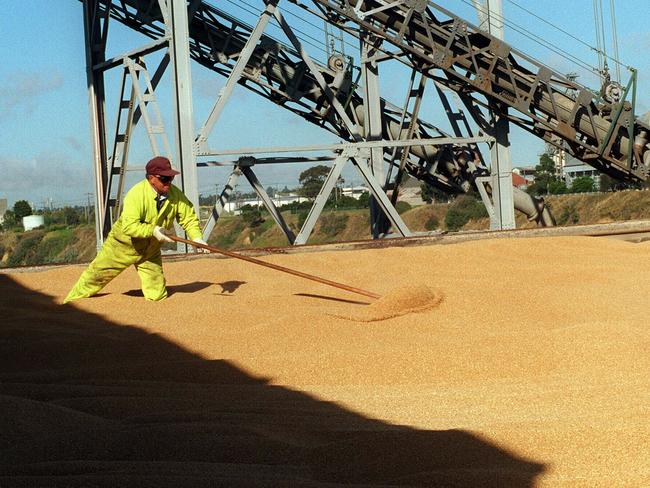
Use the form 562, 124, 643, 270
153, 225, 173, 243
192, 237, 209, 253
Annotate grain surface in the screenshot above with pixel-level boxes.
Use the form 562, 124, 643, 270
1, 235, 648, 487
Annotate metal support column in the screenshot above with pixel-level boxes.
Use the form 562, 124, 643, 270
83, 0, 110, 249
361, 35, 388, 237
202, 168, 242, 240
167, 0, 198, 212
240, 163, 296, 244
294, 155, 348, 245
477, 0, 515, 229
488, 0, 515, 230
489, 107, 516, 229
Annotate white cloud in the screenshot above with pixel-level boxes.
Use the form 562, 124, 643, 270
0, 70, 64, 119
0, 154, 93, 208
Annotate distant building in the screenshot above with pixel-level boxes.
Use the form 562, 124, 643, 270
563, 155, 600, 188
513, 166, 536, 182
341, 185, 368, 200
546, 141, 567, 176
224, 193, 309, 214
511, 172, 530, 190
545, 139, 600, 188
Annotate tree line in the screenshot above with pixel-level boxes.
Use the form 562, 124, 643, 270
1, 200, 92, 232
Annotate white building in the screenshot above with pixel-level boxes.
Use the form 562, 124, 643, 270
23, 215, 45, 231
513, 166, 536, 181
341, 185, 368, 199
224, 193, 309, 214
563, 155, 600, 188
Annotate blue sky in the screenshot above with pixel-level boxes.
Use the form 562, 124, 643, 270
1, 0, 649, 208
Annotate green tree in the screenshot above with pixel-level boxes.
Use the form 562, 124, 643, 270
444, 195, 488, 231
527, 152, 562, 197
356, 191, 370, 208
199, 193, 216, 206
599, 174, 614, 192
547, 180, 568, 194
13, 200, 32, 219
298, 165, 331, 199
424, 214, 439, 230
395, 201, 412, 214
240, 205, 264, 228
62, 207, 81, 226
538, 152, 555, 172
1, 209, 17, 230
420, 183, 450, 203
570, 176, 596, 193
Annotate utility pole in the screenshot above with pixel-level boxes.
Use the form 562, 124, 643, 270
85, 193, 93, 223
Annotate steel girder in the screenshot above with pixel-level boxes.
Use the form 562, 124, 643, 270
84, 0, 498, 246
86, 0, 490, 190
288, 0, 650, 182
85, 0, 592, 245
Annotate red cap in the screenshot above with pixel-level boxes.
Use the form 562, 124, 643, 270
145, 156, 180, 176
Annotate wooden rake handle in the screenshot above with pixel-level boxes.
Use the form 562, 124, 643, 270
168, 235, 381, 300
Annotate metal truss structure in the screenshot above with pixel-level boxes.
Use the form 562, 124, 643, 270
81, 0, 650, 248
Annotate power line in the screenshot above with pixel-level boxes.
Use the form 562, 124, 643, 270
609, 0, 621, 81
505, 0, 628, 74
593, 0, 604, 77
506, 0, 597, 52
461, 0, 599, 75
220, 0, 331, 62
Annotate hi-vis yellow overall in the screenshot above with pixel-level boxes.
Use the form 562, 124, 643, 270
64, 179, 202, 302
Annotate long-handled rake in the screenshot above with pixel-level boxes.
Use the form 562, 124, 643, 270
168, 235, 381, 300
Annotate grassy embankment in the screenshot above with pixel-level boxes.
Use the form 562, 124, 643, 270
3, 189, 650, 267
0, 225, 96, 268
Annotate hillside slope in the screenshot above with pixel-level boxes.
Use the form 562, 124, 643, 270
3, 189, 650, 267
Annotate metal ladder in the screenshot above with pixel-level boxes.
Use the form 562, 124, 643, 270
105, 56, 172, 226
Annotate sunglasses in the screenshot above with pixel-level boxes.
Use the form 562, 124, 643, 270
156, 175, 174, 183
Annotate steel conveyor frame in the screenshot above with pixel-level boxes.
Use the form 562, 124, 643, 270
81, 0, 647, 248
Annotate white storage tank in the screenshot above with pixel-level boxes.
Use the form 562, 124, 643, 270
23, 215, 45, 231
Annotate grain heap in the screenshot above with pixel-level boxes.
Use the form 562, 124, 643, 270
341, 284, 443, 321
1, 235, 648, 487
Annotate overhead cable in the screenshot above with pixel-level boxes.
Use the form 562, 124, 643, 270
508, 0, 628, 75
461, 0, 598, 75
221, 0, 329, 62
506, 0, 597, 52
593, 0, 604, 79
609, 0, 621, 81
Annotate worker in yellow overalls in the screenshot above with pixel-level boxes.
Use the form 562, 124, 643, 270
64, 156, 207, 303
